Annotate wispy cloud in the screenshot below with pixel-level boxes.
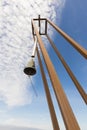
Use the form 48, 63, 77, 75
0, 0, 65, 107
0, 117, 52, 130
0, 125, 43, 130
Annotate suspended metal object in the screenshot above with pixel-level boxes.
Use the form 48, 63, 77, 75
24, 58, 36, 76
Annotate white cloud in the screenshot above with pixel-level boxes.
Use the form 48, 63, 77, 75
1, 118, 31, 128
0, 117, 52, 130
0, 0, 66, 107
0, 125, 43, 130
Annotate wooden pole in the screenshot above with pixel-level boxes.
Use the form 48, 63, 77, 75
47, 19, 87, 59
32, 20, 80, 130
37, 46, 60, 130
46, 34, 87, 104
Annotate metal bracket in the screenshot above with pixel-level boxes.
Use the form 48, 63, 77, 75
32, 15, 47, 36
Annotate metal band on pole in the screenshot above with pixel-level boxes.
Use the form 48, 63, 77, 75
47, 19, 87, 59
46, 34, 87, 104
32, 20, 80, 130
37, 46, 60, 130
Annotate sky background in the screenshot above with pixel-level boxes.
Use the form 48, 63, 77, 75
0, 0, 87, 130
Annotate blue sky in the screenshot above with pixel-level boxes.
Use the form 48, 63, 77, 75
0, 0, 87, 130
48, 0, 87, 129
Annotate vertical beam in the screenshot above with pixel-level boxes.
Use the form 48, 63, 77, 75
47, 19, 87, 59
32, 20, 80, 130
37, 46, 60, 130
47, 34, 87, 104
45, 20, 47, 35
38, 15, 41, 34
31, 37, 37, 57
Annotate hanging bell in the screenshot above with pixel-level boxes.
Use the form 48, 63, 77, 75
24, 58, 36, 76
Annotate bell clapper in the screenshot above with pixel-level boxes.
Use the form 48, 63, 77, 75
28, 76, 38, 97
